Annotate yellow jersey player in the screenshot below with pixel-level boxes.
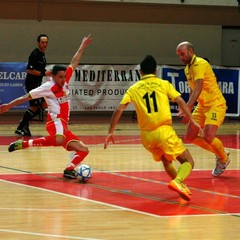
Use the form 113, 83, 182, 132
104, 55, 203, 201
176, 41, 230, 177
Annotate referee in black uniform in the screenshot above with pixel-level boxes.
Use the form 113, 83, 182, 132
15, 34, 52, 136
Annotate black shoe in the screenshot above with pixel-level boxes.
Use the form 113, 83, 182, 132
15, 129, 24, 136
63, 169, 78, 179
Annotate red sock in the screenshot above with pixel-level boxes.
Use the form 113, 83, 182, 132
66, 151, 89, 171
23, 136, 57, 148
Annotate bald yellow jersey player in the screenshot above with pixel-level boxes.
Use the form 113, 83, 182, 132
104, 55, 203, 201
176, 41, 230, 177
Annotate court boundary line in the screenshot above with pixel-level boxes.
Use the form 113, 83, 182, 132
0, 228, 102, 240
0, 178, 164, 219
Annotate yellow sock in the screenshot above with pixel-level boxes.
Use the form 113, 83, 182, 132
192, 136, 215, 153
193, 136, 227, 163
164, 163, 178, 179
175, 162, 192, 183
209, 137, 228, 162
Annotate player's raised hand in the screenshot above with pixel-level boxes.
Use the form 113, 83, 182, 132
81, 34, 92, 49
104, 133, 115, 149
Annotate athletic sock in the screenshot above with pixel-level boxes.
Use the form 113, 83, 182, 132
66, 151, 89, 171
192, 136, 215, 153
175, 162, 192, 183
192, 136, 228, 162
23, 136, 57, 148
209, 137, 228, 163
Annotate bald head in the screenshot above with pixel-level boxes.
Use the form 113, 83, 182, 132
176, 41, 194, 51
176, 41, 195, 65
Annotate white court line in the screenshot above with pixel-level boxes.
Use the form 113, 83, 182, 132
0, 179, 163, 218
0, 207, 122, 212
0, 229, 102, 240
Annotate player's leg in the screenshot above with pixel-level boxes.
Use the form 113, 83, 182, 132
167, 149, 193, 201
9, 120, 65, 152
190, 104, 229, 176
203, 124, 230, 176
141, 126, 192, 200
62, 130, 89, 179
160, 126, 193, 201
8, 135, 64, 152
162, 158, 178, 180
15, 99, 40, 136
185, 106, 215, 153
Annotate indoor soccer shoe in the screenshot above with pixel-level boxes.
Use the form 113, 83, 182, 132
181, 183, 192, 195
14, 129, 23, 136
212, 150, 230, 176
63, 169, 78, 179
8, 140, 24, 152
212, 158, 230, 177
168, 180, 192, 201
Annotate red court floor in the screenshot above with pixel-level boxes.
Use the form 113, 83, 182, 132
0, 170, 240, 217
0, 134, 239, 217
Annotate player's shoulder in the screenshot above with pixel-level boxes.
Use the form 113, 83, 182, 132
195, 56, 209, 66
29, 48, 42, 59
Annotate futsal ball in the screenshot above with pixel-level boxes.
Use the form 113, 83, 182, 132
76, 164, 92, 183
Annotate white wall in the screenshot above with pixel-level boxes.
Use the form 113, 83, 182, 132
0, 20, 222, 65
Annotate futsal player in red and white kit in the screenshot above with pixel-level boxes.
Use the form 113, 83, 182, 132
0, 34, 92, 179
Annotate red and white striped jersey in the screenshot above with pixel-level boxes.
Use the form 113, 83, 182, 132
29, 66, 73, 123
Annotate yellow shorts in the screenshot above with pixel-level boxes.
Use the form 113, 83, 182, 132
141, 125, 186, 162
192, 103, 226, 127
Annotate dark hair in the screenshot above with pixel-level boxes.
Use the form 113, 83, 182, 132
52, 65, 67, 75
37, 34, 49, 42
140, 55, 157, 74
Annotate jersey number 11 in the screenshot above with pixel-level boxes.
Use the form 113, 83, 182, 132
143, 91, 158, 113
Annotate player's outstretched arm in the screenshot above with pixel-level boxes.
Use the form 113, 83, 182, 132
104, 103, 128, 149
69, 34, 92, 71
0, 94, 32, 114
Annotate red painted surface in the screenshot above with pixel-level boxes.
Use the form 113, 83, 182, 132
0, 170, 240, 216
0, 135, 240, 148
0, 134, 239, 216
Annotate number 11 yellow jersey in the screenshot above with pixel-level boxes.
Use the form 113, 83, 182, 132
120, 74, 181, 131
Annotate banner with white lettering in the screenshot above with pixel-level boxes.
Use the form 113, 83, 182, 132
0, 63, 239, 116
0, 62, 28, 110
67, 65, 162, 111
213, 66, 239, 116
70, 65, 139, 111
162, 65, 240, 117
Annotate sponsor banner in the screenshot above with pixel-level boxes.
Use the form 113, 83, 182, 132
69, 64, 140, 111
0, 63, 239, 116
162, 65, 240, 117
0, 62, 28, 110
213, 66, 239, 117
68, 65, 162, 111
